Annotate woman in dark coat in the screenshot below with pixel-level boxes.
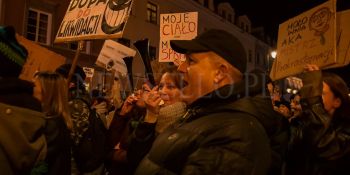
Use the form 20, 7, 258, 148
286, 64, 350, 175
33, 71, 73, 175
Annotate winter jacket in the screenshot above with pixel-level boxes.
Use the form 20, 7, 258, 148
44, 115, 71, 175
0, 77, 41, 111
0, 77, 46, 175
135, 84, 276, 175
105, 106, 146, 175
286, 96, 350, 175
285, 72, 350, 175
0, 103, 46, 175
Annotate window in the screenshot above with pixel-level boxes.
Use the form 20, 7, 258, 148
26, 8, 52, 45
240, 22, 244, 30
147, 2, 157, 24
248, 50, 252, 63
245, 25, 249, 32
149, 46, 156, 60
256, 53, 260, 65
228, 14, 232, 23
221, 10, 226, 19
204, 0, 209, 7
0, 0, 3, 21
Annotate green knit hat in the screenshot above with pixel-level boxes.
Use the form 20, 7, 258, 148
0, 26, 28, 77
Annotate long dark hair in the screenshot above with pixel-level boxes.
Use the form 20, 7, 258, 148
322, 72, 350, 124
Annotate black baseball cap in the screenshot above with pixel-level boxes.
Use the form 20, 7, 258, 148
170, 29, 247, 73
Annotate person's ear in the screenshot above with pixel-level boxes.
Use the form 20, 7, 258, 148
334, 97, 341, 109
214, 64, 229, 84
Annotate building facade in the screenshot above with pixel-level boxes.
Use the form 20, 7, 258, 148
0, 0, 274, 89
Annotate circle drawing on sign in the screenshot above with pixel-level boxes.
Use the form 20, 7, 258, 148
309, 7, 332, 45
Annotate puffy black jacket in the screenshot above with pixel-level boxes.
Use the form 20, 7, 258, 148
135, 84, 288, 175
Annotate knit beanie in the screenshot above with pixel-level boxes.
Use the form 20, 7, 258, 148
0, 26, 28, 77
155, 102, 186, 133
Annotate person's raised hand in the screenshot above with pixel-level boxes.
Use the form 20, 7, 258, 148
300, 64, 322, 98
119, 93, 139, 116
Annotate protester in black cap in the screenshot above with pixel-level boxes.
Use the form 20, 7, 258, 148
0, 26, 46, 174
134, 29, 289, 175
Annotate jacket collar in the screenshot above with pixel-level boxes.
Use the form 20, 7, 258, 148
188, 83, 245, 110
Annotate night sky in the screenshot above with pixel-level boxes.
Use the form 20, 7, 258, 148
217, 0, 350, 39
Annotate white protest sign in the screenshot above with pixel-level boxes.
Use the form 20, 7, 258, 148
159, 12, 198, 63
55, 0, 133, 43
271, 0, 336, 80
83, 67, 95, 78
96, 40, 136, 75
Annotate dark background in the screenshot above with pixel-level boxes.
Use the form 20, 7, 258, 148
217, 0, 350, 39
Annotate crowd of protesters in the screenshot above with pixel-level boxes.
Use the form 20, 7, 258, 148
1, 25, 349, 175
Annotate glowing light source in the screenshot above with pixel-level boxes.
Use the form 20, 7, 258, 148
270, 51, 277, 59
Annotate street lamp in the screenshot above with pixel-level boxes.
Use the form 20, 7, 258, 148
270, 51, 277, 59
267, 50, 277, 73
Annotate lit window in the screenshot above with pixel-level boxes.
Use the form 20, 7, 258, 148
26, 8, 52, 45
147, 2, 157, 24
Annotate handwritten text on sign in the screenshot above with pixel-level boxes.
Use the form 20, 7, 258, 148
55, 0, 133, 43
159, 12, 198, 63
271, 0, 336, 80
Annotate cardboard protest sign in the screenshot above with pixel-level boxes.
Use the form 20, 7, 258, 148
270, 0, 337, 80
327, 9, 350, 68
96, 39, 136, 75
159, 12, 198, 64
17, 35, 66, 81
55, 0, 133, 43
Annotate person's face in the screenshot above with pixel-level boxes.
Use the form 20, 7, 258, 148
322, 82, 341, 117
278, 105, 290, 117
33, 78, 42, 101
290, 95, 301, 111
267, 83, 274, 95
177, 52, 217, 104
159, 73, 182, 106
